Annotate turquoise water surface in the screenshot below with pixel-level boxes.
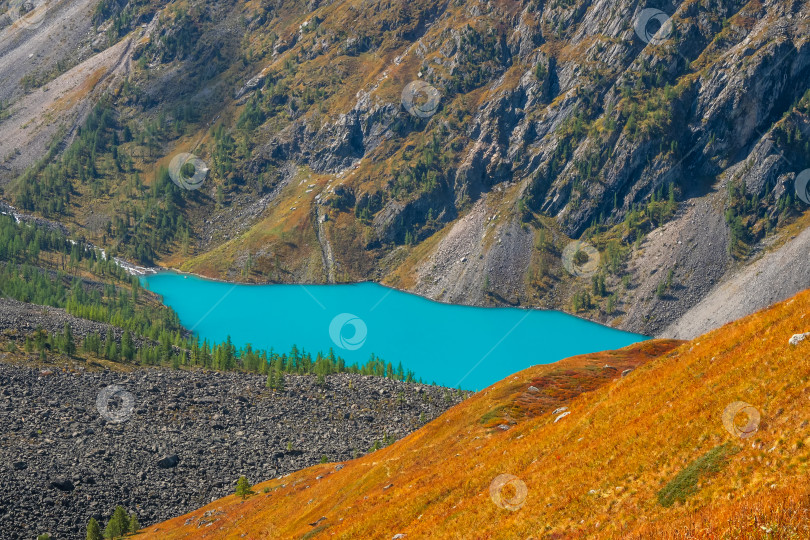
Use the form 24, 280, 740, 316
143, 273, 648, 390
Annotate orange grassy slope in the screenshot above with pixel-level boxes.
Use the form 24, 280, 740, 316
137, 291, 810, 539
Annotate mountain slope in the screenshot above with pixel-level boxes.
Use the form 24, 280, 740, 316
135, 288, 810, 539
2, 0, 809, 339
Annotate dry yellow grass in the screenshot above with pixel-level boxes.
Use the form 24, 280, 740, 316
136, 289, 810, 539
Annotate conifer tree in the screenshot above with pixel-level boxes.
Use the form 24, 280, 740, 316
128, 512, 140, 533
121, 331, 135, 362
272, 354, 283, 374
396, 362, 404, 381
235, 475, 254, 499
86, 518, 103, 540
104, 505, 129, 538
104, 332, 118, 361
63, 322, 76, 355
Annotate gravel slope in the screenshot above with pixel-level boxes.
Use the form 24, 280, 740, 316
662, 222, 810, 339
618, 186, 732, 337
0, 363, 465, 539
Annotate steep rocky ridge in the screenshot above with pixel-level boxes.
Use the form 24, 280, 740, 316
0, 0, 150, 184
1, 0, 809, 339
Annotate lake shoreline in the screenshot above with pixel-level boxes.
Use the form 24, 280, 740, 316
144, 266, 645, 336
144, 273, 649, 391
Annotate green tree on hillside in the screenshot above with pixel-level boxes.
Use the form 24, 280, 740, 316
103, 505, 129, 538
63, 323, 76, 356
573, 250, 589, 267
235, 476, 254, 500
128, 512, 140, 534
121, 330, 135, 362
86, 518, 103, 540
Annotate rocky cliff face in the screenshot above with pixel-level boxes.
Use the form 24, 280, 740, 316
1, 0, 809, 338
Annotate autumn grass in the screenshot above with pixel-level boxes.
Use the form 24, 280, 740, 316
135, 289, 810, 539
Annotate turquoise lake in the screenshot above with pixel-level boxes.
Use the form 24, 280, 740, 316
142, 273, 648, 390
